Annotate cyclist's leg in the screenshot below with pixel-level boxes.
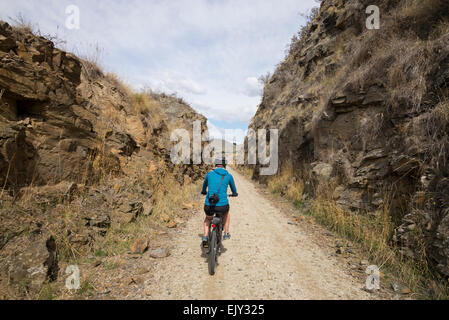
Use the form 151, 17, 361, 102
204, 204, 213, 237
222, 213, 230, 234
204, 215, 213, 237
223, 205, 230, 234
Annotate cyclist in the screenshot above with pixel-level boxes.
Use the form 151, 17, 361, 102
201, 158, 238, 247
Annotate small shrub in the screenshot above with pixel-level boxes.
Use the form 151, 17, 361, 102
38, 284, 57, 300
132, 93, 160, 115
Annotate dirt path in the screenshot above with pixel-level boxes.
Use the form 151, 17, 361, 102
142, 168, 379, 300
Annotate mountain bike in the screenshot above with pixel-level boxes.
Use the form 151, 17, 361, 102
207, 194, 237, 276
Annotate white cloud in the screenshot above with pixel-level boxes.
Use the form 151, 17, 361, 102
207, 121, 225, 140
192, 98, 259, 124
244, 77, 263, 97
149, 72, 206, 95
0, 0, 319, 128
207, 121, 247, 145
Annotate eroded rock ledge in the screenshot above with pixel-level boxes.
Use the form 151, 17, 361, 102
247, 0, 449, 276
0, 20, 208, 297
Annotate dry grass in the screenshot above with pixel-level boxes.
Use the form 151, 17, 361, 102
78, 43, 105, 76
310, 188, 449, 299
132, 93, 161, 116
433, 100, 449, 123
79, 59, 104, 82
95, 174, 200, 258
339, 0, 449, 113
267, 164, 305, 208
263, 164, 449, 299
232, 165, 254, 180
90, 137, 121, 185
246, 0, 449, 300
131, 91, 166, 133
8, 13, 36, 36
9, 13, 67, 48
0, 15, 208, 300
399, 0, 449, 34
105, 72, 133, 97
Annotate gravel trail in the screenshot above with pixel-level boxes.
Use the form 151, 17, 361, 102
144, 168, 374, 300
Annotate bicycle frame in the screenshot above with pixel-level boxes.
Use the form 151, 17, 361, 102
204, 194, 236, 275
208, 214, 223, 249
207, 210, 224, 275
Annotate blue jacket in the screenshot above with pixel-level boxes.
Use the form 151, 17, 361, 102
202, 168, 237, 206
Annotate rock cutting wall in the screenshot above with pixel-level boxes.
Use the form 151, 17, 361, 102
248, 0, 449, 275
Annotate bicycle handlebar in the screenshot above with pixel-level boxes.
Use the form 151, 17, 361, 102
201, 193, 238, 197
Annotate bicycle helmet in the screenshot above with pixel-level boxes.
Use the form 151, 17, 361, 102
214, 157, 227, 168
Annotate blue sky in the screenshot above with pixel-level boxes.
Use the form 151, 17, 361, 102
0, 0, 319, 143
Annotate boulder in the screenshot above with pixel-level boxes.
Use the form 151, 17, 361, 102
337, 189, 368, 211
85, 214, 111, 229
105, 131, 139, 157
362, 86, 386, 105
167, 220, 177, 228
0, 35, 16, 52
130, 238, 148, 254
142, 200, 154, 216
311, 162, 333, 181
391, 282, 411, 294
432, 213, 449, 276
4, 236, 57, 293
118, 201, 143, 223
160, 213, 170, 223
149, 248, 170, 259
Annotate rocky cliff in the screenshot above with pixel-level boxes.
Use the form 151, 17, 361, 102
0, 21, 207, 298
248, 0, 449, 277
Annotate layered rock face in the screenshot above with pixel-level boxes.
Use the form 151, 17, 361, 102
157, 93, 210, 181
0, 21, 207, 189
0, 21, 208, 297
248, 0, 449, 275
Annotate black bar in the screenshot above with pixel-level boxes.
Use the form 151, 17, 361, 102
1, 300, 447, 319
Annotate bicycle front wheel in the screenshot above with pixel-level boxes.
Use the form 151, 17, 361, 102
208, 229, 217, 275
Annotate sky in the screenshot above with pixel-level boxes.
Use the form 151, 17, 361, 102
0, 0, 319, 144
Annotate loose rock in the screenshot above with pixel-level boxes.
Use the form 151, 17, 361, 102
150, 248, 170, 259
130, 238, 149, 254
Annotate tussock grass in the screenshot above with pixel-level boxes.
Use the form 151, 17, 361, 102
132, 93, 161, 116
8, 14, 67, 48
105, 72, 134, 96
37, 284, 57, 300
268, 164, 305, 208
95, 173, 200, 258
311, 194, 449, 299
264, 164, 449, 299
233, 165, 254, 179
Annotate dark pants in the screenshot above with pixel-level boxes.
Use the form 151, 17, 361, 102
204, 204, 230, 217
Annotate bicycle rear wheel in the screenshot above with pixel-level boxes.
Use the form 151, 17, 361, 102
208, 229, 217, 275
